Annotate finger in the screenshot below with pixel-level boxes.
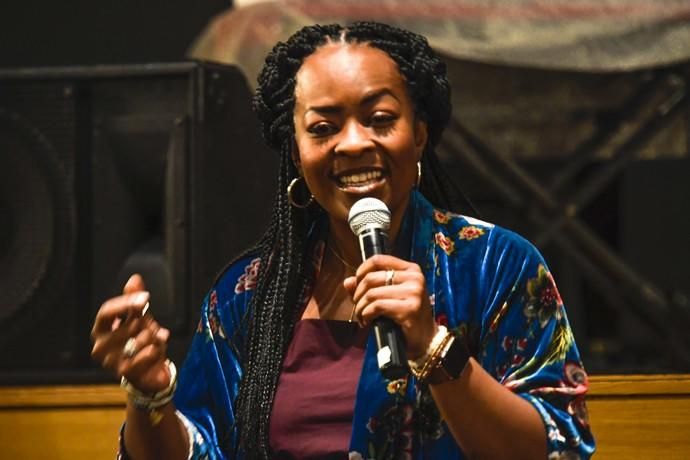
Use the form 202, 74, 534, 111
356, 296, 435, 355
142, 318, 166, 339
352, 286, 400, 326
356, 298, 411, 327
95, 317, 146, 367
127, 332, 168, 366
352, 269, 419, 304
354, 254, 410, 280
92, 312, 159, 374
101, 350, 120, 371
125, 327, 171, 388
353, 276, 427, 324
352, 270, 394, 304
92, 291, 150, 337
119, 326, 169, 384
118, 317, 162, 360
91, 315, 147, 362
155, 327, 171, 343
126, 327, 156, 359
123, 273, 147, 295
122, 293, 152, 323
113, 302, 150, 332
343, 276, 357, 296
123, 347, 169, 386
117, 327, 165, 373
132, 320, 170, 355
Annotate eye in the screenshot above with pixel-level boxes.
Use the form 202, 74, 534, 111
370, 112, 396, 128
306, 121, 338, 137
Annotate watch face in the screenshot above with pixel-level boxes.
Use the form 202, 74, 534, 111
430, 335, 470, 384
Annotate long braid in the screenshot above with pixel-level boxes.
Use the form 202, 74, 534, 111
235, 24, 344, 458
234, 145, 309, 457
234, 21, 461, 458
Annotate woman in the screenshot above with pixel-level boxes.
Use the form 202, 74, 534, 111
91, 21, 595, 459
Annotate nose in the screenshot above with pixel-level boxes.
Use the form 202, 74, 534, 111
335, 120, 375, 155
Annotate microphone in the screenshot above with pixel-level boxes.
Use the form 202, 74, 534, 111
348, 197, 408, 380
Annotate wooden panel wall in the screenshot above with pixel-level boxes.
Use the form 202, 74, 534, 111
0, 385, 125, 459
0, 375, 688, 459
586, 374, 690, 459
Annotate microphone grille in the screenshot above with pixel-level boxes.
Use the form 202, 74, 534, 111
348, 197, 391, 235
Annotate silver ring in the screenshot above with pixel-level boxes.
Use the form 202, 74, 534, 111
123, 337, 138, 358
385, 269, 395, 286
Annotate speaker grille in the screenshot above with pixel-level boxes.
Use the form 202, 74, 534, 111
0, 107, 76, 330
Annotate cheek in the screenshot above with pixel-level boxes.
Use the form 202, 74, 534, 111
388, 142, 422, 190
389, 134, 421, 170
294, 138, 317, 166
296, 143, 325, 167
295, 143, 332, 187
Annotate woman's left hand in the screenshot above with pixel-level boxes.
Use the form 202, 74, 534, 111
343, 254, 437, 359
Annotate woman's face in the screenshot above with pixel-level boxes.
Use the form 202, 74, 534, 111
293, 42, 427, 230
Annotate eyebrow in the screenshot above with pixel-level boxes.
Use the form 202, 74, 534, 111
305, 88, 399, 114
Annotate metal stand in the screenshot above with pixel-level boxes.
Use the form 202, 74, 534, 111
440, 69, 690, 369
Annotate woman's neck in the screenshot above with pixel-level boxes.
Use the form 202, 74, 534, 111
327, 223, 361, 270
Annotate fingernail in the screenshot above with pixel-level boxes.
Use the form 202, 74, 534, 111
141, 301, 150, 316
133, 291, 150, 305
157, 328, 170, 341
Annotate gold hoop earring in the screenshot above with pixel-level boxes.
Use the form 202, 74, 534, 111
416, 161, 422, 188
287, 177, 314, 208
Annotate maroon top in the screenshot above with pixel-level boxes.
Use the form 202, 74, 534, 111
269, 319, 369, 459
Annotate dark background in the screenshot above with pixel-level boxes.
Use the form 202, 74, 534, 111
0, 1, 282, 384
1, 1, 689, 382
0, 0, 230, 68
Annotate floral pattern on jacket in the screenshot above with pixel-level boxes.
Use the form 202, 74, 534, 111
168, 190, 595, 459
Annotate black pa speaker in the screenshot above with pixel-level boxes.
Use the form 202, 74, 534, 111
0, 62, 277, 383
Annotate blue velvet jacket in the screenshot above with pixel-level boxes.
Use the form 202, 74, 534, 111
171, 190, 595, 459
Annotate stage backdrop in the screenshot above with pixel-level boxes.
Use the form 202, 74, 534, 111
0, 62, 277, 383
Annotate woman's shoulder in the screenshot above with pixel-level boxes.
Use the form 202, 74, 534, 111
432, 208, 495, 233
429, 206, 541, 261
209, 252, 263, 302
194, 253, 262, 343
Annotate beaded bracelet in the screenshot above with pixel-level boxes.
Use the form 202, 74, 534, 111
120, 359, 177, 411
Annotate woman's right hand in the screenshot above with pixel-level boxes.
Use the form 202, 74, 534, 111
90, 274, 172, 393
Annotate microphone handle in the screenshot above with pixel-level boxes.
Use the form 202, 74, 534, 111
357, 227, 388, 261
358, 227, 409, 380
373, 317, 409, 380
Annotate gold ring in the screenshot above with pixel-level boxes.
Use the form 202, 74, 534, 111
123, 337, 138, 358
385, 269, 395, 286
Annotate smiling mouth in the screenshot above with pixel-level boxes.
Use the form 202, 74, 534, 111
336, 170, 384, 188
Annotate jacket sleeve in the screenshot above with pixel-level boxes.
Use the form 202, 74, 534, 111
477, 228, 596, 459
173, 257, 259, 459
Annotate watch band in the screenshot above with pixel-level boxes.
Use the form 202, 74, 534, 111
425, 334, 471, 385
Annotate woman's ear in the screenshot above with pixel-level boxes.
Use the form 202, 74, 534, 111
414, 119, 428, 161
291, 141, 303, 175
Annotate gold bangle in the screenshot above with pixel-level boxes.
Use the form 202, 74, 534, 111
409, 325, 448, 369
409, 331, 454, 382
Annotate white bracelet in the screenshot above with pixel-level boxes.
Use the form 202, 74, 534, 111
121, 359, 177, 410
408, 325, 449, 371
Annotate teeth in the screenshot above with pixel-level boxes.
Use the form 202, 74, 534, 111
340, 170, 382, 185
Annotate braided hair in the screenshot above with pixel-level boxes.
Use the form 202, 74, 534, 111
234, 21, 457, 458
